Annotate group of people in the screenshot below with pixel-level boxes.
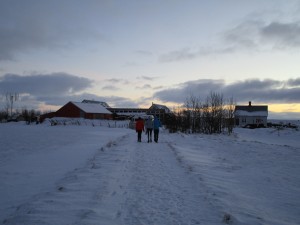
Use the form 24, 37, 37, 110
135, 116, 161, 143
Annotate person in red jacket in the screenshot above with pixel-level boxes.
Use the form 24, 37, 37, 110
135, 117, 144, 142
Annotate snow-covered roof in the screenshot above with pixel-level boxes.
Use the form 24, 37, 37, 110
81, 100, 110, 108
150, 103, 171, 113
72, 102, 112, 114
235, 105, 268, 117
235, 110, 268, 117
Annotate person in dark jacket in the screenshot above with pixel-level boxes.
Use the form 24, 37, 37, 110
153, 116, 161, 143
145, 116, 154, 143
135, 117, 144, 142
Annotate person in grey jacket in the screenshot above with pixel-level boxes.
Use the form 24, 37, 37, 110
144, 116, 154, 143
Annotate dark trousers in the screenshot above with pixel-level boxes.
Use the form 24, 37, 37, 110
154, 129, 159, 142
137, 131, 142, 142
147, 128, 153, 142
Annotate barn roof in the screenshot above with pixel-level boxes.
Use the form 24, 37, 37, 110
72, 102, 112, 114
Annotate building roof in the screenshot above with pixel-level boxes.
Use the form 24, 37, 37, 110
81, 99, 110, 108
72, 102, 112, 114
235, 110, 268, 117
150, 103, 171, 113
235, 105, 268, 117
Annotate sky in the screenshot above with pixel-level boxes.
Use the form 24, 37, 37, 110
0, 0, 300, 119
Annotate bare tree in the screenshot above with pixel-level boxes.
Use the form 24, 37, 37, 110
225, 97, 236, 134
6, 93, 19, 118
204, 92, 224, 134
166, 91, 234, 135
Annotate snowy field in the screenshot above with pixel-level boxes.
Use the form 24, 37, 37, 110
0, 119, 299, 225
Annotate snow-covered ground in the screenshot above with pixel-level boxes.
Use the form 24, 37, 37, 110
0, 119, 299, 225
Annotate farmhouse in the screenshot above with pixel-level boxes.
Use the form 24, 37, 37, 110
55, 101, 112, 120
234, 101, 268, 128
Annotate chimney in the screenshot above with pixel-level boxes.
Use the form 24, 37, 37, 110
249, 101, 252, 106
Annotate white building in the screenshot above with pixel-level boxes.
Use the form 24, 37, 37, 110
234, 101, 268, 128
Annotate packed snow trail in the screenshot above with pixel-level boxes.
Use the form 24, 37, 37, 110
3, 131, 223, 225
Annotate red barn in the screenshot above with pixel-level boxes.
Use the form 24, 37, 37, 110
56, 101, 112, 120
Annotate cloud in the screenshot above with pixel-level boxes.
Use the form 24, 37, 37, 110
159, 18, 300, 62
0, 73, 92, 96
102, 85, 120, 91
0, 72, 143, 110
224, 20, 300, 51
105, 78, 129, 85
153, 78, 300, 104
153, 85, 164, 90
260, 21, 300, 48
287, 78, 300, 87
100, 96, 140, 108
137, 76, 158, 81
135, 50, 153, 56
0, 1, 106, 61
222, 21, 261, 51
159, 48, 200, 62
136, 84, 152, 90
0, 72, 93, 108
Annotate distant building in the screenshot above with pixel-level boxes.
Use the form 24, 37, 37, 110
148, 103, 171, 122
56, 101, 113, 120
108, 108, 148, 119
234, 101, 268, 128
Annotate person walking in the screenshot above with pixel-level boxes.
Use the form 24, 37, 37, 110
153, 116, 161, 143
135, 117, 144, 142
145, 116, 154, 143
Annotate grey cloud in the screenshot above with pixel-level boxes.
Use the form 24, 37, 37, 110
260, 21, 300, 48
223, 21, 261, 50
102, 85, 120, 91
153, 85, 164, 90
154, 78, 300, 104
136, 84, 152, 90
287, 78, 300, 87
224, 20, 300, 50
0, 73, 92, 96
159, 18, 300, 63
0, 0, 107, 61
0, 73, 93, 108
106, 78, 120, 83
0, 72, 140, 110
101, 96, 139, 108
135, 50, 153, 56
154, 79, 224, 103
137, 76, 158, 81
105, 78, 129, 85
159, 48, 199, 62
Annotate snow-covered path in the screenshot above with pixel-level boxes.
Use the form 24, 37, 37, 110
1, 122, 300, 225
3, 130, 221, 225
